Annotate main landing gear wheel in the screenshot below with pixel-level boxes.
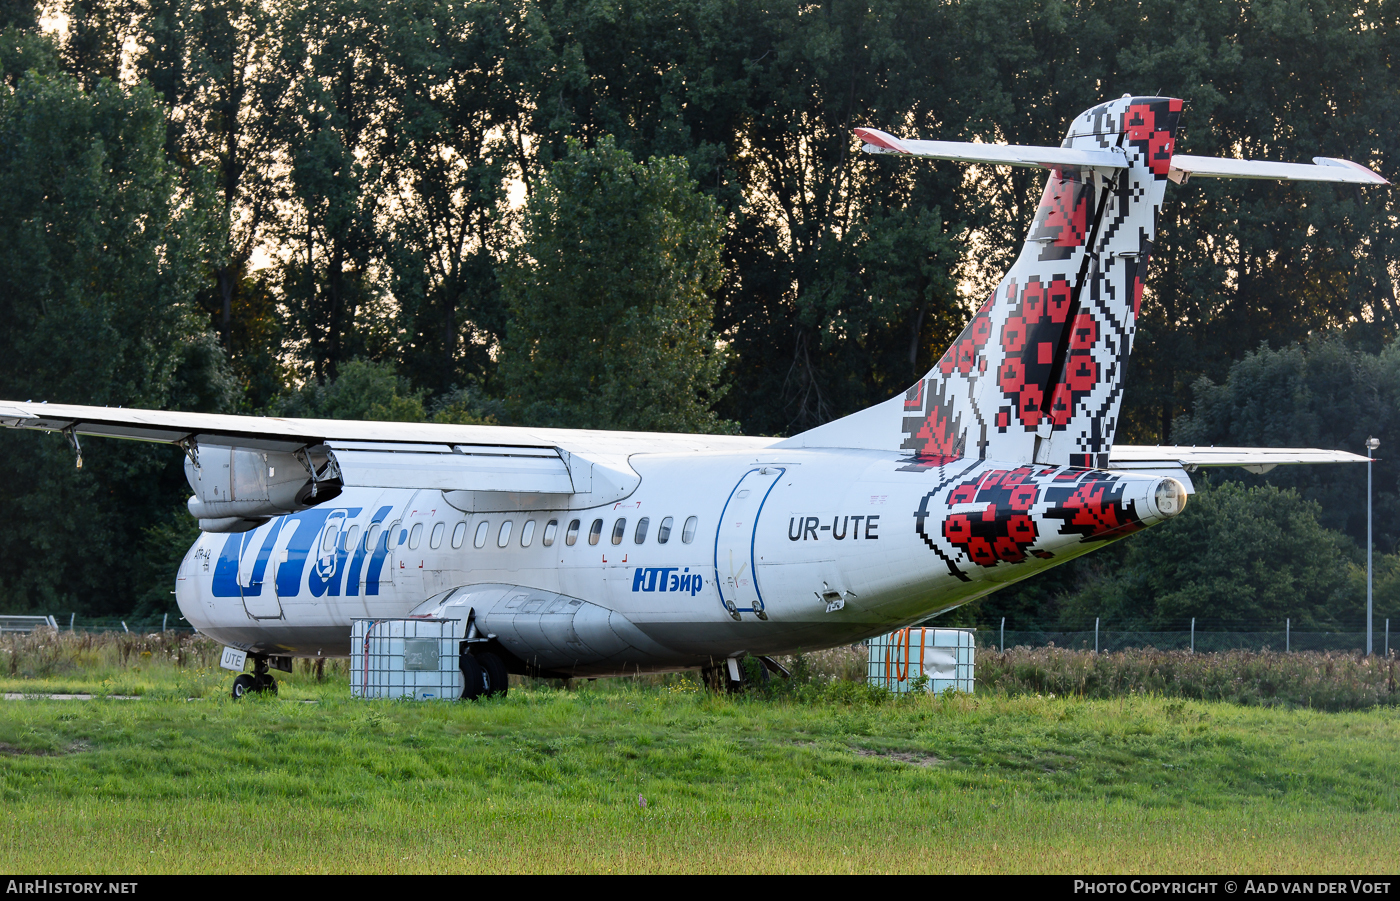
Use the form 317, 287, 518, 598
460, 651, 509, 700
460, 652, 486, 700
231, 673, 258, 699
477, 651, 508, 699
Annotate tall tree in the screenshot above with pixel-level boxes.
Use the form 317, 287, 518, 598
0, 65, 226, 614
528, 0, 971, 435
500, 137, 735, 433
130, 0, 291, 409
271, 0, 394, 383
379, 0, 540, 396
1173, 335, 1400, 552
1060, 481, 1362, 630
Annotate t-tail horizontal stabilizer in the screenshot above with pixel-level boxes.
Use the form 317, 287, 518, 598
785, 96, 1389, 465
855, 126, 1388, 185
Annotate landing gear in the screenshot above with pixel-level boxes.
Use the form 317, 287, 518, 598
702, 657, 745, 694
460, 649, 509, 700
478, 652, 508, 699
230, 656, 278, 699
231, 673, 258, 699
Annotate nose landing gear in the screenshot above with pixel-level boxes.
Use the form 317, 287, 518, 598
230, 655, 279, 699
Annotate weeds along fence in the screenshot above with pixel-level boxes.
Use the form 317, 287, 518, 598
2, 628, 1395, 710
0, 629, 351, 681
977, 646, 1399, 711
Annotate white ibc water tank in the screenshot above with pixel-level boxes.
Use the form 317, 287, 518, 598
351, 618, 465, 700
867, 628, 975, 694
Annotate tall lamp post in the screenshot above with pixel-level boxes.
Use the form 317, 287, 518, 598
1367, 436, 1380, 657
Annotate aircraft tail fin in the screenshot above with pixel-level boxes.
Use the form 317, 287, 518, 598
779, 96, 1386, 465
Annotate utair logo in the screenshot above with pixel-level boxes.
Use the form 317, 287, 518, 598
632, 567, 703, 596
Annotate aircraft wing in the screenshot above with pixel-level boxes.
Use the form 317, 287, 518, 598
856, 127, 1388, 185
0, 400, 773, 530
0, 400, 766, 455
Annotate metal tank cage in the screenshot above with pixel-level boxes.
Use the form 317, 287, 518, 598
867, 627, 976, 694
350, 617, 465, 700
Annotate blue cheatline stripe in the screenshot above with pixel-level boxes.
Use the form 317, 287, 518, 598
747, 468, 786, 615
712, 467, 785, 618
713, 468, 759, 617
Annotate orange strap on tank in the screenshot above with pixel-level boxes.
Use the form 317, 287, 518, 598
894, 628, 911, 682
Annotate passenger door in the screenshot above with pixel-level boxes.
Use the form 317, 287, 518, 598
713, 467, 785, 620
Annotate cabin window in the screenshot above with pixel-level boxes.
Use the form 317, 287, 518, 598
565, 520, 580, 546
542, 520, 558, 547
451, 522, 466, 549
366, 524, 382, 552
322, 524, 339, 553
682, 516, 698, 544
521, 520, 536, 547
657, 517, 673, 544
430, 522, 444, 549
344, 525, 360, 552
408, 523, 423, 550
474, 521, 489, 549
611, 518, 626, 545
389, 521, 402, 547
588, 519, 603, 546
634, 517, 649, 544
498, 520, 513, 547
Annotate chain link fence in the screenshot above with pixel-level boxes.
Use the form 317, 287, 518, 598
47, 615, 195, 634
981, 627, 1392, 655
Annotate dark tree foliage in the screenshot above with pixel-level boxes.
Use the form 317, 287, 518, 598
0, 63, 229, 616
1061, 481, 1364, 631
1173, 336, 1400, 552
500, 137, 735, 433
530, 0, 969, 434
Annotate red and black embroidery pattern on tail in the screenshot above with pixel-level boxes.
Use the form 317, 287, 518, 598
994, 276, 1080, 430
1123, 99, 1183, 179
1042, 470, 1144, 541
900, 294, 994, 457
940, 466, 1049, 566
1029, 168, 1091, 261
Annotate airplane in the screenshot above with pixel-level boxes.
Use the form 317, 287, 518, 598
0, 95, 1386, 699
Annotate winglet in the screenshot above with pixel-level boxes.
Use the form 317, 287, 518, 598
855, 127, 910, 155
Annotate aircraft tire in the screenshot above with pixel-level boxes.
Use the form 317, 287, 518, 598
460, 652, 486, 700
259, 675, 278, 695
231, 673, 258, 700
477, 652, 508, 698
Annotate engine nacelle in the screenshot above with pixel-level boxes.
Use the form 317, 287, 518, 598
185, 444, 342, 532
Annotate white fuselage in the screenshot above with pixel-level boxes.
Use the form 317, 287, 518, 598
177, 447, 1179, 674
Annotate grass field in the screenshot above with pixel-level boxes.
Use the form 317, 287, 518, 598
1, 649, 1397, 874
